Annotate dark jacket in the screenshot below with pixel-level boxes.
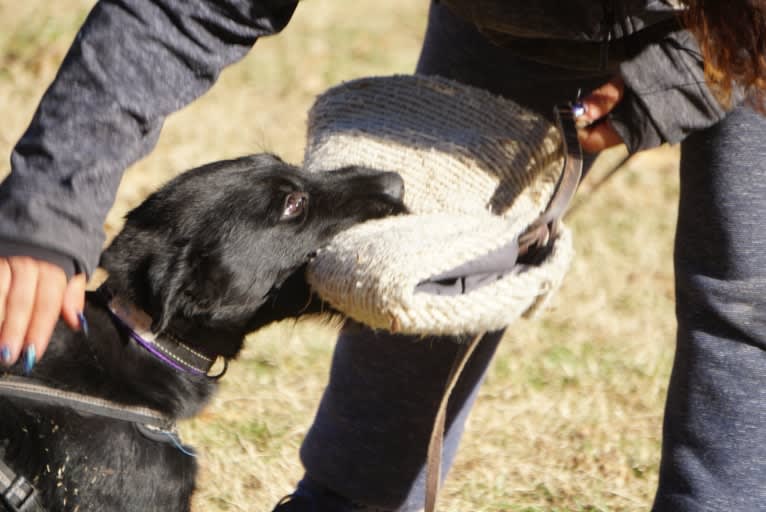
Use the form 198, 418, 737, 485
0, 0, 729, 277
440, 0, 729, 153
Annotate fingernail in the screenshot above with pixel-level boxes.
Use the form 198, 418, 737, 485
77, 311, 89, 337
23, 346, 36, 375
572, 101, 588, 118
0, 346, 11, 365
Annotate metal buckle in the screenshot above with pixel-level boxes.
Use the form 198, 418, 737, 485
1, 475, 41, 512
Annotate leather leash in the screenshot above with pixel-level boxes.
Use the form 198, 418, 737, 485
424, 332, 483, 512
423, 103, 584, 512
517, 103, 584, 256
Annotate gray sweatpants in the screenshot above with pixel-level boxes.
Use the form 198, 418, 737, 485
299, 4, 766, 511
653, 105, 766, 511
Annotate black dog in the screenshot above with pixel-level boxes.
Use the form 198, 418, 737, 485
0, 153, 405, 511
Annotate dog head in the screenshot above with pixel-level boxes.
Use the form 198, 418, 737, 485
99, 153, 405, 357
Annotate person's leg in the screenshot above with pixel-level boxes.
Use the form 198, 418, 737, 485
653, 104, 766, 511
298, 326, 503, 510
287, 3, 610, 511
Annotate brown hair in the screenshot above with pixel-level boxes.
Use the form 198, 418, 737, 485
681, 0, 766, 111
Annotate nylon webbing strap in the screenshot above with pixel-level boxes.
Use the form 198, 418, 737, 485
0, 376, 173, 430
95, 286, 219, 377
0, 459, 43, 512
423, 103, 584, 512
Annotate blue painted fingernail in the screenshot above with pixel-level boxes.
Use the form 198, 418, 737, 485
23, 346, 36, 375
77, 311, 89, 337
0, 346, 11, 365
572, 101, 587, 118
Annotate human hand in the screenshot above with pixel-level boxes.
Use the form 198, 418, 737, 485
576, 76, 626, 153
0, 257, 87, 371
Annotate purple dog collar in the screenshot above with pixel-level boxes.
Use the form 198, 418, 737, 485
101, 289, 225, 378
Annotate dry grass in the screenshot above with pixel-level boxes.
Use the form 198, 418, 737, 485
0, 2, 680, 510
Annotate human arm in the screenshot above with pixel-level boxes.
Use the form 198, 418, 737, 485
0, 0, 299, 365
577, 27, 732, 154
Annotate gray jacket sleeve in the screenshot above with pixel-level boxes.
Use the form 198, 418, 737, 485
0, 0, 298, 277
610, 27, 731, 153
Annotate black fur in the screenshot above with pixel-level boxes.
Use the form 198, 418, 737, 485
0, 153, 405, 511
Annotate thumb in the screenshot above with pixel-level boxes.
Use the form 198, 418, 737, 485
578, 76, 625, 125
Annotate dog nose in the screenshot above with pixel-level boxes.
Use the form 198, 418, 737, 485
379, 172, 405, 201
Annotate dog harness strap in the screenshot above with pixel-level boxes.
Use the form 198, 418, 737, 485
0, 376, 174, 430
0, 459, 44, 512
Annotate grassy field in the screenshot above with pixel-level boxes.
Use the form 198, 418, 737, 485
0, 1, 681, 510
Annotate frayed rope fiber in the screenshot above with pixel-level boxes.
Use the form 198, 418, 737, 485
304, 75, 574, 335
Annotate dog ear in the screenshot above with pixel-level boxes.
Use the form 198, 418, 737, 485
99, 226, 195, 336
148, 243, 193, 335
148, 239, 257, 335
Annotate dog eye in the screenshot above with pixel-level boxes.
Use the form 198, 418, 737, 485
281, 192, 308, 220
